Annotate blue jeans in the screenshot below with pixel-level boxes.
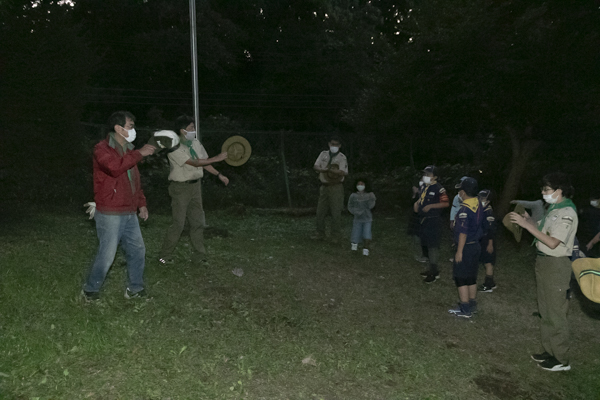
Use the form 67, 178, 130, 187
84, 211, 145, 293
351, 221, 372, 244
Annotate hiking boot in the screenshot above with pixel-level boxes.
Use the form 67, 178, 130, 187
362, 248, 369, 256
531, 352, 552, 363
537, 356, 571, 372
479, 283, 497, 293
423, 273, 440, 283
415, 256, 429, 263
124, 288, 147, 299
351, 243, 358, 251
81, 290, 99, 302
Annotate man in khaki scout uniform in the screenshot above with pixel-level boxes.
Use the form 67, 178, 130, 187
158, 115, 229, 265
311, 136, 348, 243
509, 172, 578, 372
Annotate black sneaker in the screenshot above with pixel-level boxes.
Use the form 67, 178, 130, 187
537, 356, 571, 371
424, 274, 440, 283
419, 271, 430, 277
124, 288, 147, 299
479, 284, 497, 293
530, 352, 552, 363
81, 290, 100, 302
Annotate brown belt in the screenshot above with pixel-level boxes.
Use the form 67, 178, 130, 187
173, 179, 200, 184
321, 182, 343, 187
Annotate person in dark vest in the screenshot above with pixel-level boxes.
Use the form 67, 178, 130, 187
447, 177, 485, 318
414, 165, 449, 283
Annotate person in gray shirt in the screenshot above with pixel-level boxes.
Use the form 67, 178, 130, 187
348, 178, 376, 256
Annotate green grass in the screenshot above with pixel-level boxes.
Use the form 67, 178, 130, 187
1, 209, 600, 399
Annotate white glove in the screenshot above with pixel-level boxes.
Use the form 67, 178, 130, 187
84, 202, 96, 219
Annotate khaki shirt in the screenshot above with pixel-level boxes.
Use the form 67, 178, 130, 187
536, 206, 578, 257
168, 140, 209, 182
314, 151, 348, 183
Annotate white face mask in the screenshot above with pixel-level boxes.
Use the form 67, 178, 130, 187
591, 200, 599, 208
543, 192, 558, 204
422, 176, 431, 184
357, 185, 365, 192
184, 130, 196, 140
329, 146, 339, 154
119, 127, 136, 143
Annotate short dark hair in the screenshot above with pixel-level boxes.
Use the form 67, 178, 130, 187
423, 165, 439, 178
329, 135, 342, 145
108, 111, 135, 130
478, 189, 495, 204
542, 172, 574, 199
174, 115, 195, 133
353, 177, 372, 192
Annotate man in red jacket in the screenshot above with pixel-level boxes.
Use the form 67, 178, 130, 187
82, 111, 156, 301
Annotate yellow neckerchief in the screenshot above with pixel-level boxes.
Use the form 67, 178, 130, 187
461, 197, 479, 213
418, 181, 436, 205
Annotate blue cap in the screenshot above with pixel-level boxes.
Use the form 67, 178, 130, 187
455, 177, 478, 195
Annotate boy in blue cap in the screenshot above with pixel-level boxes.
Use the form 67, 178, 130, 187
448, 177, 485, 318
414, 165, 450, 283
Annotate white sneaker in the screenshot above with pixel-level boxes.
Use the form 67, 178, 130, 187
362, 249, 369, 256
351, 243, 358, 251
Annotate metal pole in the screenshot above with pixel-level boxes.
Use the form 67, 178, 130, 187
280, 132, 293, 208
189, 0, 201, 142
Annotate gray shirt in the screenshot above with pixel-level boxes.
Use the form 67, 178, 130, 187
348, 192, 376, 222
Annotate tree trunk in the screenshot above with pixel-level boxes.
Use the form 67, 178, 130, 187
497, 126, 541, 217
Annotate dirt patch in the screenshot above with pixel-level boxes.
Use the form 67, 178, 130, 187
473, 369, 532, 400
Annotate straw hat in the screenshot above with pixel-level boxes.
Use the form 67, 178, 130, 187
502, 203, 526, 242
222, 135, 252, 166
325, 163, 344, 183
572, 258, 600, 303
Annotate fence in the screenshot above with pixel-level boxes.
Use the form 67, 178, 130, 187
80, 122, 337, 209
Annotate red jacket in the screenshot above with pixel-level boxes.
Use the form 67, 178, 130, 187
93, 136, 147, 213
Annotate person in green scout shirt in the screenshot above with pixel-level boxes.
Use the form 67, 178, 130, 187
158, 115, 229, 265
311, 136, 348, 243
509, 172, 578, 372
